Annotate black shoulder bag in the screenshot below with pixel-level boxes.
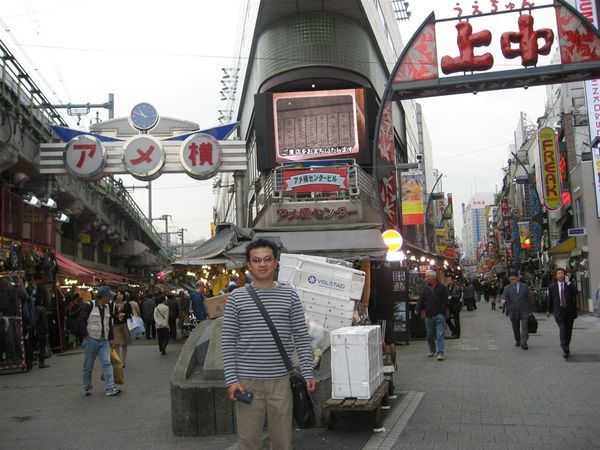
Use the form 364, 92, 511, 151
246, 285, 315, 428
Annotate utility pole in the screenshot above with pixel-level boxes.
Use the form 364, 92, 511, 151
151, 214, 171, 249
178, 228, 187, 257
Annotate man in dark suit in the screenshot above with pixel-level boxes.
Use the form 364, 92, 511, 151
500, 272, 530, 349
547, 268, 577, 358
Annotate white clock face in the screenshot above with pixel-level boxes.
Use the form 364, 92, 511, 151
130, 102, 159, 130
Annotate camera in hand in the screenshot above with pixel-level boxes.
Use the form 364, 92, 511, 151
234, 390, 254, 404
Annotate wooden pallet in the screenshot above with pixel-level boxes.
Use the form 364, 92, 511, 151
324, 380, 390, 429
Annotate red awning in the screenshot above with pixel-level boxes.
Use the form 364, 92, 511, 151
93, 268, 128, 285
55, 252, 96, 283
55, 253, 127, 285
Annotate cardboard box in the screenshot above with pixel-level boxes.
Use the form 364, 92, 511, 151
205, 293, 228, 319
330, 325, 383, 399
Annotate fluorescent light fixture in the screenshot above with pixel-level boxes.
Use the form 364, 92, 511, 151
55, 212, 70, 223
41, 196, 57, 209
23, 193, 41, 207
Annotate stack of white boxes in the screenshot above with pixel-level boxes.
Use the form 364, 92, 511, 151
330, 325, 383, 399
278, 253, 365, 333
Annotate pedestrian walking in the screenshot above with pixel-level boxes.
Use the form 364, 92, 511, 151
141, 292, 156, 339
222, 238, 316, 450
474, 278, 483, 303
111, 291, 131, 367
547, 268, 578, 358
34, 287, 50, 369
77, 286, 121, 397
490, 281, 498, 310
445, 276, 462, 339
416, 269, 449, 361
167, 293, 180, 341
154, 294, 170, 355
463, 281, 476, 311
190, 281, 207, 322
178, 290, 190, 338
500, 272, 530, 350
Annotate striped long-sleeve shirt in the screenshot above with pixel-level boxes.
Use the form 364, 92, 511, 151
222, 283, 315, 387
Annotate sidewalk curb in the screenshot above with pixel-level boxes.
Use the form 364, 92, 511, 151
361, 390, 424, 450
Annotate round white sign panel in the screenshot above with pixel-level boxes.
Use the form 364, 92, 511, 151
123, 136, 165, 181
179, 133, 222, 180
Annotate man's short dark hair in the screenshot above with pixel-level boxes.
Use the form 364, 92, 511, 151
245, 238, 279, 262
555, 267, 566, 276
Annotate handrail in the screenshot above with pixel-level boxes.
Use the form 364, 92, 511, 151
0, 40, 67, 140
90, 178, 164, 249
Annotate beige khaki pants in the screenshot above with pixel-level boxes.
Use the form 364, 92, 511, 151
237, 376, 293, 450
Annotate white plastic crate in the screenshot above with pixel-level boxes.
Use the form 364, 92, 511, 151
330, 325, 383, 399
278, 254, 365, 300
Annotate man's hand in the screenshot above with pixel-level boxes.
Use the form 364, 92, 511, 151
306, 379, 317, 393
227, 382, 244, 401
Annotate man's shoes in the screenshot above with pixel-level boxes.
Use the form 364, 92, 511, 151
437, 354, 444, 361
161, 350, 166, 355
515, 342, 520, 347
521, 344, 528, 350
563, 351, 569, 358
427, 352, 435, 357
39, 363, 50, 369
105, 387, 121, 397
83, 389, 92, 397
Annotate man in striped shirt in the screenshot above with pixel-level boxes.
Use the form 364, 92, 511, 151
222, 238, 316, 450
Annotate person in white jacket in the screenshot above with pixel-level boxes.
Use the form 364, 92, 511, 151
153, 294, 170, 355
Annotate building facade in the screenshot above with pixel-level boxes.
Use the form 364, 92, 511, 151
212, 0, 434, 259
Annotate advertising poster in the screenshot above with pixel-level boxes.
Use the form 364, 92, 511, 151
401, 171, 425, 225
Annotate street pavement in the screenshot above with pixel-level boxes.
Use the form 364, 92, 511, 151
1, 304, 600, 450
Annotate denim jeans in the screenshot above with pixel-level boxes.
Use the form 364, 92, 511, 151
425, 313, 446, 355
82, 337, 115, 392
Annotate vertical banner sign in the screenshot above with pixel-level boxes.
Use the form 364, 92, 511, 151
577, 0, 600, 217
537, 127, 563, 210
400, 171, 425, 225
517, 221, 531, 250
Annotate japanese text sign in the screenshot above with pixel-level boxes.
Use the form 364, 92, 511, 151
64, 135, 106, 180
537, 127, 563, 210
282, 168, 348, 193
123, 136, 165, 181
275, 206, 358, 222
179, 133, 222, 180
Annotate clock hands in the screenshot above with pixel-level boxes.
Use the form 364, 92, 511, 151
134, 110, 148, 118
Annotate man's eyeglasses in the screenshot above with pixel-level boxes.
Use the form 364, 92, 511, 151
249, 256, 275, 264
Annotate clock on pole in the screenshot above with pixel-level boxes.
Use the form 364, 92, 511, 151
129, 102, 159, 131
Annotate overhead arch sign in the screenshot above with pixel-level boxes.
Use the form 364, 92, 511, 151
373, 0, 600, 230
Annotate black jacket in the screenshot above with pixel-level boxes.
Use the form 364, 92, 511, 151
416, 282, 449, 317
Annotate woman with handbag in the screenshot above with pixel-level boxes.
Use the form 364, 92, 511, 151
111, 291, 131, 367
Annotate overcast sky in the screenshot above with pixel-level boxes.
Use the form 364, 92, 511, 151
1, 0, 554, 243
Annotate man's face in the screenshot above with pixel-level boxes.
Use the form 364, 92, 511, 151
98, 296, 111, 306
446, 277, 453, 285
555, 270, 566, 282
509, 275, 519, 285
247, 247, 277, 283
425, 274, 436, 286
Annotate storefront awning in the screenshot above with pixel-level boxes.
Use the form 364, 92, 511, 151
55, 253, 127, 285
172, 224, 253, 267
224, 229, 387, 264
55, 252, 95, 283
548, 237, 577, 255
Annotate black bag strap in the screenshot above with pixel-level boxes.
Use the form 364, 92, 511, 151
246, 285, 294, 375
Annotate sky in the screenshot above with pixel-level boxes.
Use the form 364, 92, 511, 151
1, 0, 555, 244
